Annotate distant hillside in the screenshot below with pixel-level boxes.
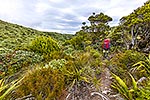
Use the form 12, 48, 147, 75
0, 20, 73, 49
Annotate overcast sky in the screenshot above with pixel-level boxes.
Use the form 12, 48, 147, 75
0, 0, 147, 34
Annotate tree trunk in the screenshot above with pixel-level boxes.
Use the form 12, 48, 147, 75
130, 25, 139, 49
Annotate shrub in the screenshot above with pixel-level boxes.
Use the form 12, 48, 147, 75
43, 50, 73, 62
109, 50, 145, 80
45, 59, 66, 69
29, 36, 60, 54
13, 66, 65, 99
64, 36, 85, 50
63, 45, 74, 56
0, 49, 43, 78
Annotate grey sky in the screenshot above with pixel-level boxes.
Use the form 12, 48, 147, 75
0, 0, 147, 34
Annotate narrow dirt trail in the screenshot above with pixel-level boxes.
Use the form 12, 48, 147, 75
98, 56, 124, 100
99, 66, 116, 100
100, 67, 112, 95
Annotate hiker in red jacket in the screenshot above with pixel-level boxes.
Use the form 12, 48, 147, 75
102, 39, 110, 58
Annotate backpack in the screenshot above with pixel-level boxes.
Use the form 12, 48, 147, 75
103, 39, 110, 50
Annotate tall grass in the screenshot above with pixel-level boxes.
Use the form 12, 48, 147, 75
0, 77, 24, 100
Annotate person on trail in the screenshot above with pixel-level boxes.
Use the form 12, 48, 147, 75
102, 39, 110, 58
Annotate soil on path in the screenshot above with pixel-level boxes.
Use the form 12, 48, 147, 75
97, 58, 124, 100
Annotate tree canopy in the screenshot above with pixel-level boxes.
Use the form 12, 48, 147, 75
119, 0, 150, 52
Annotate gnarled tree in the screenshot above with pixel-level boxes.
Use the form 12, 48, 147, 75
87, 12, 112, 33
119, 0, 150, 53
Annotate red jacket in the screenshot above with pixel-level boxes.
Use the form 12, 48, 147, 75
102, 39, 110, 49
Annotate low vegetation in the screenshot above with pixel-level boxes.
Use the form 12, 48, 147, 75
0, 1, 150, 100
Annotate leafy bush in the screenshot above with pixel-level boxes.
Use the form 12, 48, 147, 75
0, 49, 43, 77
45, 59, 66, 69
43, 50, 73, 62
63, 45, 74, 56
64, 36, 85, 50
110, 50, 145, 78
29, 36, 60, 54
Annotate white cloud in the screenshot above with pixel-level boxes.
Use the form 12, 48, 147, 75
0, 0, 23, 21
48, 0, 64, 3
35, 2, 51, 13
0, 0, 22, 14
0, 0, 147, 34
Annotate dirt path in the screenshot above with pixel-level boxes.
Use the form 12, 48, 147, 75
98, 58, 124, 100
89, 65, 118, 100
100, 67, 112, 95
99, 66, 117, 100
